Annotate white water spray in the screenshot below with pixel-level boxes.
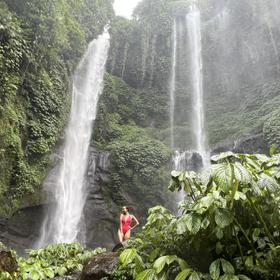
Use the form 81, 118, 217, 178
38, 30, 110, 246
187, 5, 209, 164
170, 20, 177, 148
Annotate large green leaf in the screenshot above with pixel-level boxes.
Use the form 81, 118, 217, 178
30, 270, 40, 280
177, 217, 187, 235
44, 267, 55, 278
189, 271, 201, 280
136, 269, 156, 280
257, 173, 279, 191
245, 256, 254, 268
215, 208, 233, 228
233, 191, 246, 201
120, 248, 137, 265
211, 152, 240, 163
153, 256, 168, 274
149, 248, 161, 262
135, 254, 145, 273
175, 269, 192, 280
215, 226, 224, 239
194, 194, 214, 214
177, 258, 189, 270
209, 259, 221, 280
57, 266, 67, 276
153, 255, 177, 274
185, 214, 202, 234
233, 162, 251, 184
201, 217, 210, 229
221, 259, 235, 274
177, 214, 202, 235
212, 163, 233, 193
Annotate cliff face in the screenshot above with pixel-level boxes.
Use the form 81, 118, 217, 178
202, 0, 280, 148
105, 0, 280, 151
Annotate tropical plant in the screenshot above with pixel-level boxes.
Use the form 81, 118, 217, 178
0, 243, 106, 280
116, 151, 280, 280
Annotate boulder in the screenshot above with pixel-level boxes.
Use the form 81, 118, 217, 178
0, 205, 45, 255
0, 251, 18, 273
80, 252, 118, 280
84, 148, 120, 249
211, 133, 268, 156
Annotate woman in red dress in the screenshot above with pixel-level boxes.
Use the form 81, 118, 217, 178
118, 206, 139, 243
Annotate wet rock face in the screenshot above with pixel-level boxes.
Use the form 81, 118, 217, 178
211, 133, 268, 156
83, 148, 119, 250
80, 252, 118, 280
187, 152, 203, 171
0, 251, 18, 273
0, 205, 44, 255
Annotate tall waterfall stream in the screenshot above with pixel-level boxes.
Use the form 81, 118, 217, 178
37, 30, 110, 246
170, 5, 209, 206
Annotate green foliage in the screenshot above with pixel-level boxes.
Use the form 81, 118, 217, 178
206, 81, 280, 147
0, 0, 113, 215
93, 73, 172, 214
108, 0, 174, 92
0, 243, 106, 280
113, 152, 280, 280
263, 108, 280, 151
109, 134, 170, 182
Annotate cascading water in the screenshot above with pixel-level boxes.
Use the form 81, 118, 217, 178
186, 5, 209, 165
37, 29, 110, 247
121, 42, 129, 79
170, 20, 177, 149
169, 20, 187, 205
170, 6, 209, 210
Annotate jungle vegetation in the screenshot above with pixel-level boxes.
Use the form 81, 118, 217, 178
115, 151, 280, 280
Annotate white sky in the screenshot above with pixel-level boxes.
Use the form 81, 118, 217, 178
114, 0, 142, 19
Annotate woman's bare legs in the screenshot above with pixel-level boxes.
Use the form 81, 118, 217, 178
118, 229, 124, 243
124, 230, 131, 241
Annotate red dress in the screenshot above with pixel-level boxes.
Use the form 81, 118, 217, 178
121, 215, 132, 234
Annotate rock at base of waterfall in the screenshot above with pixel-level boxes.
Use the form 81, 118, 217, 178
211, 133, 268, 155
0, 251, 18, 273
188, 152, 203, 171
80, 252, 118, 280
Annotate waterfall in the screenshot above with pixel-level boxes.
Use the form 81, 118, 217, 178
173, 151, 188, 171
169, 6, 208, 208
149, 35, 157, 88
170, 20, 177, 149
37, 29, 110, 247
121, 42, 129, 79
186, 5, 209, 165
141, 36, 150, 86
173, 151, 187, 204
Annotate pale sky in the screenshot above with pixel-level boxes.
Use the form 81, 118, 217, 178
114, 0, 142, 19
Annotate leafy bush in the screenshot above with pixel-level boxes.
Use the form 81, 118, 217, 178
115, 152, 280, 280
0, 243, 106, 280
